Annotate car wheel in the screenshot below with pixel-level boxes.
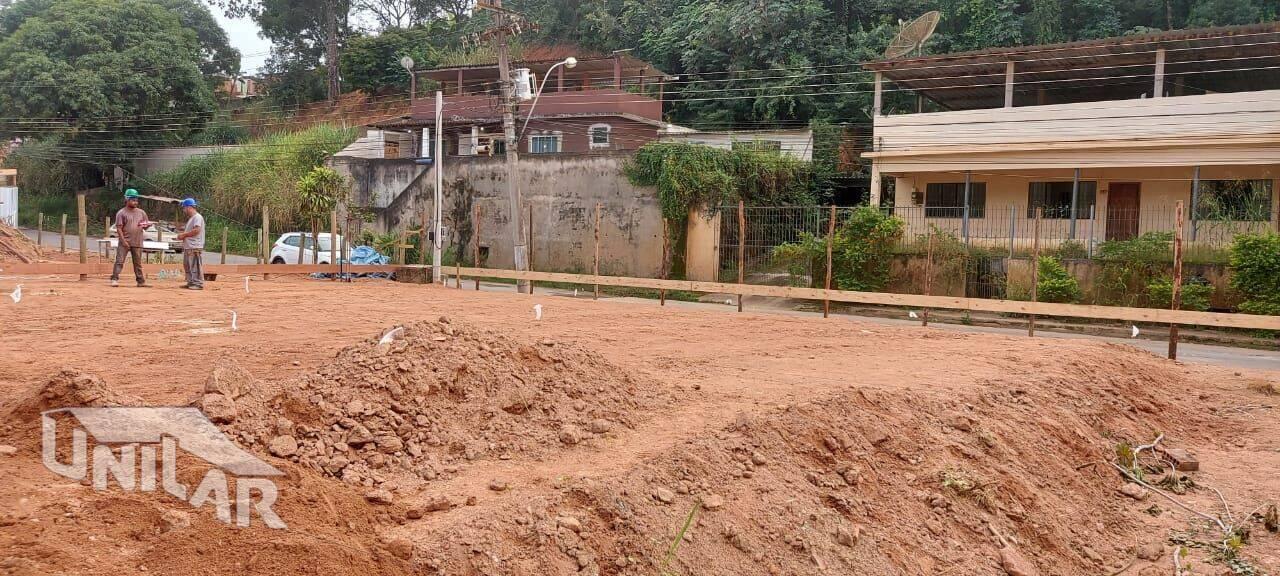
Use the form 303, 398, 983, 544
271, 257, 285, 264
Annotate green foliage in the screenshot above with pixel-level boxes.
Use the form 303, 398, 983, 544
146, 124, 357, 228
773, 207, 904, 292
191, 115, 250, 145
1052, 239, 1088, 260
1147, 276, 1214, 312
1095, 231, 1173, 307
1036, 256, 1082, 303
1229, 233, 1280, 316
340, 26, 438, 94
625, 142, 814, 221
296, 166, 347, 220
0, 0, 217, 151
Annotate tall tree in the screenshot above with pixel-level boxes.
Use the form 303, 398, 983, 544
1025, 0, 1064, 44
210, 0, 353, 102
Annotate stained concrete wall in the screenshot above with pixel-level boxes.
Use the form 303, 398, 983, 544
338, 152, 664, 277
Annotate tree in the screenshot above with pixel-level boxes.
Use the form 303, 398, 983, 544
341, 26, 437, 94
211, 0, 354, 101
949, 0, 1023, 51
0, 0, 217, 152
1186, 0, 1271, 27
1025, 0, 1064, 44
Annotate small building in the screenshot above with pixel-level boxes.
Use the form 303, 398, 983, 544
218, 76, 261, 100
367, 45, 677, 158
862, 23, 1280, 250
659, 128, 815, 161
0, 168, 17, 226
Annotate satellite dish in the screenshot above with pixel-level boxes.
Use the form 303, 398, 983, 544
400, 56, 415, 72
885, 11, 941, 59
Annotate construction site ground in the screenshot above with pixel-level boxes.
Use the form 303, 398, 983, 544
1, 271, 1279, 576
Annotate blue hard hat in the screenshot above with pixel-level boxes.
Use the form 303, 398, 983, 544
180, 198, 197, 208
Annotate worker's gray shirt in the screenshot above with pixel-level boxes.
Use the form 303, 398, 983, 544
183, 212, 205, 250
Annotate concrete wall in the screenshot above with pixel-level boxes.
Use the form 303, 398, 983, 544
340, 152, 664, 277
134, 146, 243, 176
661, 129, 815, 161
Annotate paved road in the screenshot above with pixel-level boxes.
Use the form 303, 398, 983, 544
441, 275, 1280, 373
20, 227, 257, 265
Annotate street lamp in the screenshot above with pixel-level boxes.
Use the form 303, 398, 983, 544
519, 57, 577, 136
400, 56, 416, 103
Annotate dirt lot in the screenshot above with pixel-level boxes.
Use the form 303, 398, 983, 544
0, 272, 1278, 576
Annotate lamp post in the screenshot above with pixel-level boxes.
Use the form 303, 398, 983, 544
518, 57, 577, 137
400, 56, 416, 104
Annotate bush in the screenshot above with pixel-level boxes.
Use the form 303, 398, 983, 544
1036, 256, 1082, 303
1052, 239, 1089, 260
1095, 231, 1173, 306
772, 207, 904, 292
146, 124, 357, 229
1229, 233, 1280, 315
1147, 277, 1214, 311
625, 142, 815, 221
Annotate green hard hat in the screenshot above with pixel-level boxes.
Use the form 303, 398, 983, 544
124, 188, 140, 199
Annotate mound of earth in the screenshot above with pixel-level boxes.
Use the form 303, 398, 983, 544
0, 220, 39, 263
211, 318, 675, 488
384, 346, 1271, 576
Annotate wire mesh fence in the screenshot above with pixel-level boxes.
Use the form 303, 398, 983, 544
716, 203, 1276, 305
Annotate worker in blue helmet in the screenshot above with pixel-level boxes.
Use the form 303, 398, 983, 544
175, 198, 206, 290
110, 189, 150, 287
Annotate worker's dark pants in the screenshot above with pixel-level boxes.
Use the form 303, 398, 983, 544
111, 245, 145, 285
183, 249, 204, 288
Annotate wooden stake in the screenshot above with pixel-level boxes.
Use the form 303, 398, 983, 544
311, 219, 320, 265
527, 203, 534, 295
59, 214, 67, 254
1169, 200, 1185, 360
77, 192, 87, 281
737, 201, 745, 312
660, 217, 669, 306
220, 227, 228, 264
256, 229, 262, 264
824, 205, 835, 319
419, 204, 428, 266
262, 206, 271, 280
474, 204, 481, 291
1029, 208, 1042, 337
593, 202, 602, 300
296, 223, 306, 265
37, 213, 43, 247
332, 209, 343, 282
923, 227, 935, 327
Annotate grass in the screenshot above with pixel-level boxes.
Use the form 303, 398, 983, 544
1246, 379, 1277, 396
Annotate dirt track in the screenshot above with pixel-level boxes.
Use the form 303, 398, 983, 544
1, 273, 1278, 575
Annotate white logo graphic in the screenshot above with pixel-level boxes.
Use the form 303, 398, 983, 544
41, 407, 286, 529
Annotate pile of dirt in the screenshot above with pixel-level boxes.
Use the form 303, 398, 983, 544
387, 346, 1263, 576
210, 318, 675, 488
0, 220, 39, 263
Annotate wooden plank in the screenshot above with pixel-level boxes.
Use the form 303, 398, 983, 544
449, 267, 1280, 331
0, 263, 400, 275
1170, 201, 1185, 360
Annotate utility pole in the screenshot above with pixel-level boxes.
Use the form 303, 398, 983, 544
324, 0, 340, 102
479, 0, 535, 292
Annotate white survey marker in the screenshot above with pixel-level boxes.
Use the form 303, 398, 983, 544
908, 311, 919, 319
1131, 325, 1140, 338
9, 284, 21, 304
378, 326, 404, 346
533, 304, 543, 321
228, 310, 239, 332
244, 276, 251, 293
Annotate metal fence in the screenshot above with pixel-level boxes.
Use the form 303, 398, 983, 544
716, 203, 1276, 302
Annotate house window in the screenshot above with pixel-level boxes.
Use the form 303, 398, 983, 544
589, 124, 611, 149
1028, 181, 1097, 219
732, 140, 783, 153
1195, 179, 1273, 221
529, 134, 561, 154
492, 139, 506, 155
925, 182, 986, 218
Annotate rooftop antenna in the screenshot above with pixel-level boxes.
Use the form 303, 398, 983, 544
885, 11, 941, 59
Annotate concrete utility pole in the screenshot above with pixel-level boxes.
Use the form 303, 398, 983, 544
433, 90, 443, 283
481, 0, 534, 292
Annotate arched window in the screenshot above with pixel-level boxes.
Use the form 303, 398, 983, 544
589, 124, 612, 149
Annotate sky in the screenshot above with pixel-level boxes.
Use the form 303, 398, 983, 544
212, 11, 272, 74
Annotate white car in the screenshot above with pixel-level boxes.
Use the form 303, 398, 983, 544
269, 232, 343, 264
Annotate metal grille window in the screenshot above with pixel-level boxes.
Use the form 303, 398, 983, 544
529, 134, 560, 154
1027, 181, 1097, 219
925, 182, 986, 218
1196, 180, 1273, 221
589, 124, 611, 148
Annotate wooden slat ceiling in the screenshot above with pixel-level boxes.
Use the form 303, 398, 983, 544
865, 22, 1280, 110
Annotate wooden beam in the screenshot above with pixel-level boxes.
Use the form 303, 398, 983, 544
0, 263, 400, 275
446, 267, 1280, 331
1004, 61, 1015, 108
1154, 48, 1166, 98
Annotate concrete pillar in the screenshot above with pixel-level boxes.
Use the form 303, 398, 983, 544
869, 162, 882, 207
872, 72, 883, 117
684, 206, 721, 282
1004, 62, 1015, 108
1154, 48, 1166, 98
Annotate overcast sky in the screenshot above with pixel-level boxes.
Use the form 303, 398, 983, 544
212, 11, 271, 74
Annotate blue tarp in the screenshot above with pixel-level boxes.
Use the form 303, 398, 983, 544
311, 246, 393, 279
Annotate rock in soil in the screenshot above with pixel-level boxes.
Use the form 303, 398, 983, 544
1000, 546, 1041, 576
